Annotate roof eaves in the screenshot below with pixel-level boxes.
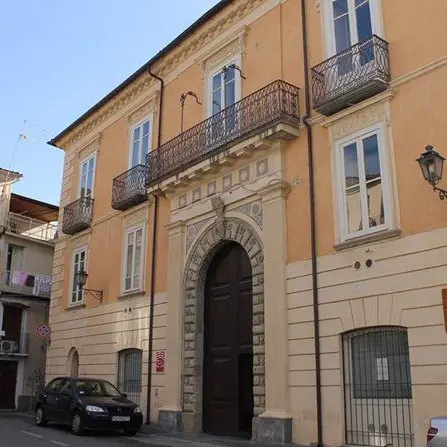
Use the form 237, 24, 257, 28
48, 0, 233, 149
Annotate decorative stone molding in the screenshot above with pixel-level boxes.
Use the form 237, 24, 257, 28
233, 200, 263, 229
124, 208, 148, 229
71, 233, 90, 249
127, 95, 159, 124
182, 217, 265, 419
78, 134, 102, 159
256, 158, 269, 177
202, 28, 248, 72
331, 103, 386, 140
211, 195, 225, 218
186, 218, 210, 253
57, 0, 264, 150
258, 179, 291, 203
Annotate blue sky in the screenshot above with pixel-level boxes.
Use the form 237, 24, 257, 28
0, 0, 219, 205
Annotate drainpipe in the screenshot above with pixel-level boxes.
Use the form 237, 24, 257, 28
301, 1, 323, 446
146, 66, 164, 425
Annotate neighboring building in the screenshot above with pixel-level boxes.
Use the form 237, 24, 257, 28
46, 1, 447, 446
0, 168, 57, 410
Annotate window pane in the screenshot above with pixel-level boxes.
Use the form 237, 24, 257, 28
212, 73, 221, 91
344, 143, 359, 188
366, 179, 384, 228
226, 65, 235, 82
125, 277, 132, 291
346, 186, 363, 233
126, 244, 134, 283
333, 0, 348, 18
213, 89, 221, 115
363, 134, 381, 179
132, 141, 139, 167
355, 0, 372, 41
133, 127, 140, 143
225, 79, 236, 107
334, 15, 351, 53
142, 120, 150, 136
142, 135, 149, 158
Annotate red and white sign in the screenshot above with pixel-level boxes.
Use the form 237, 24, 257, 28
155, 351, 165, 373
36, 323, 51, 339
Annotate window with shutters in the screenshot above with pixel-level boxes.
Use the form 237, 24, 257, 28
122, 226, 145, 293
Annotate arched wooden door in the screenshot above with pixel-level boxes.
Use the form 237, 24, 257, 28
203, 242, 254, 438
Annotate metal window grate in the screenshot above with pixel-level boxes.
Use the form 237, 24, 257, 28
343, 327, 414, 447
118, 349, 142, 404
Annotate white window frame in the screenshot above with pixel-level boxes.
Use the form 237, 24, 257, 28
78, 153, 96, 199
122, 225, 145, 294
69, 246, 88, 306
206, 54, 242, 118
335, 123, 392, 242
128, 116, 153, 168
322, 0, 383, 58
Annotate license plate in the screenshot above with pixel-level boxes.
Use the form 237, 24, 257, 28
112, 416, 130, 422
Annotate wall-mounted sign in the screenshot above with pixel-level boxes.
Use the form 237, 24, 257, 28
155, 351, 165, 373
36, 323, 51, 339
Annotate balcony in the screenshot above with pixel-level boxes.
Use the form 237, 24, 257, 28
62, 196, 94, 235
311, 35, 390, 116
0, 334, 29, 356
6, 212, 58, 242
0, 271, 52, 298
146, 80, 300, 187
112, 164, 148, 211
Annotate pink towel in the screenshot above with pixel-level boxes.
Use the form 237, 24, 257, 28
11, 270, 27, 286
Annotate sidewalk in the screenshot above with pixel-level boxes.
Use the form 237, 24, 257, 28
138, 424, 293, 447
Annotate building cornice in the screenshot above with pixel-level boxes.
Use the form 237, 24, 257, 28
56, 0, 266, 151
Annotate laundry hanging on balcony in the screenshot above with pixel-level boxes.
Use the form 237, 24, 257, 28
33, 274, 51, 296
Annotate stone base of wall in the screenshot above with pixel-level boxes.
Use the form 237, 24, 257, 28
17, 395, 37, 412
252, 416, 292, 444
158, 410, 183, 433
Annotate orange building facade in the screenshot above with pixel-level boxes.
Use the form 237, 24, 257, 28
47, 1, 447, 445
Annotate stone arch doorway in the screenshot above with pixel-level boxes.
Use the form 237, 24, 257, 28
183, 217, 265, 435
203, 242, 253, 437
68, 348, 79, 377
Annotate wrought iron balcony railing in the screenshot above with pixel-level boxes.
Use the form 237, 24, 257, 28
311, 35, 390, 116
146, 80, 300, 186
62, 196, 94, 235
111, 164, 148, 211
6, 212, 58, 242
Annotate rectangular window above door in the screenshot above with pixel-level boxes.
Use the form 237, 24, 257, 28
79, 154, 96, 198
130, 119, 151, 167
336, 125, 392, 241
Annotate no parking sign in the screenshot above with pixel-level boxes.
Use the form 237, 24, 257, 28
36, 323, 51, 339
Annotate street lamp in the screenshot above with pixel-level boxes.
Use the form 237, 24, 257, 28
417, 145, 447, 201
75, 270, 103, 301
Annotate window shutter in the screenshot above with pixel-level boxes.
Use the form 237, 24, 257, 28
442, 288, 447, 332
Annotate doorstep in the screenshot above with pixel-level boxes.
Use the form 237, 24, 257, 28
138, 424, 296, 447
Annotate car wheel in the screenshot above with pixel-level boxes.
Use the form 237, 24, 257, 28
35, 406, 47, 427
125, 429, 138, 436
71, 412, 84, 436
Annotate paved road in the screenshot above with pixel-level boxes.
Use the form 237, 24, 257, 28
0, 413, 155, 447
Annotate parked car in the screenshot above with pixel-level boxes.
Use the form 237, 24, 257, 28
427, 416, 447, 447
35, 377, 143, 436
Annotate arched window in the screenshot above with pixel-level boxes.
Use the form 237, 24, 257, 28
343, 327, 413, 447
68, 348, 79, 377
118, 349, 142, 404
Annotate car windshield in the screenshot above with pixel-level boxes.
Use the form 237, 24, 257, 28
74, 380, 121, 397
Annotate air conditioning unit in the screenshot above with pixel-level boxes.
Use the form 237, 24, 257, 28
0, 339, 19, 353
